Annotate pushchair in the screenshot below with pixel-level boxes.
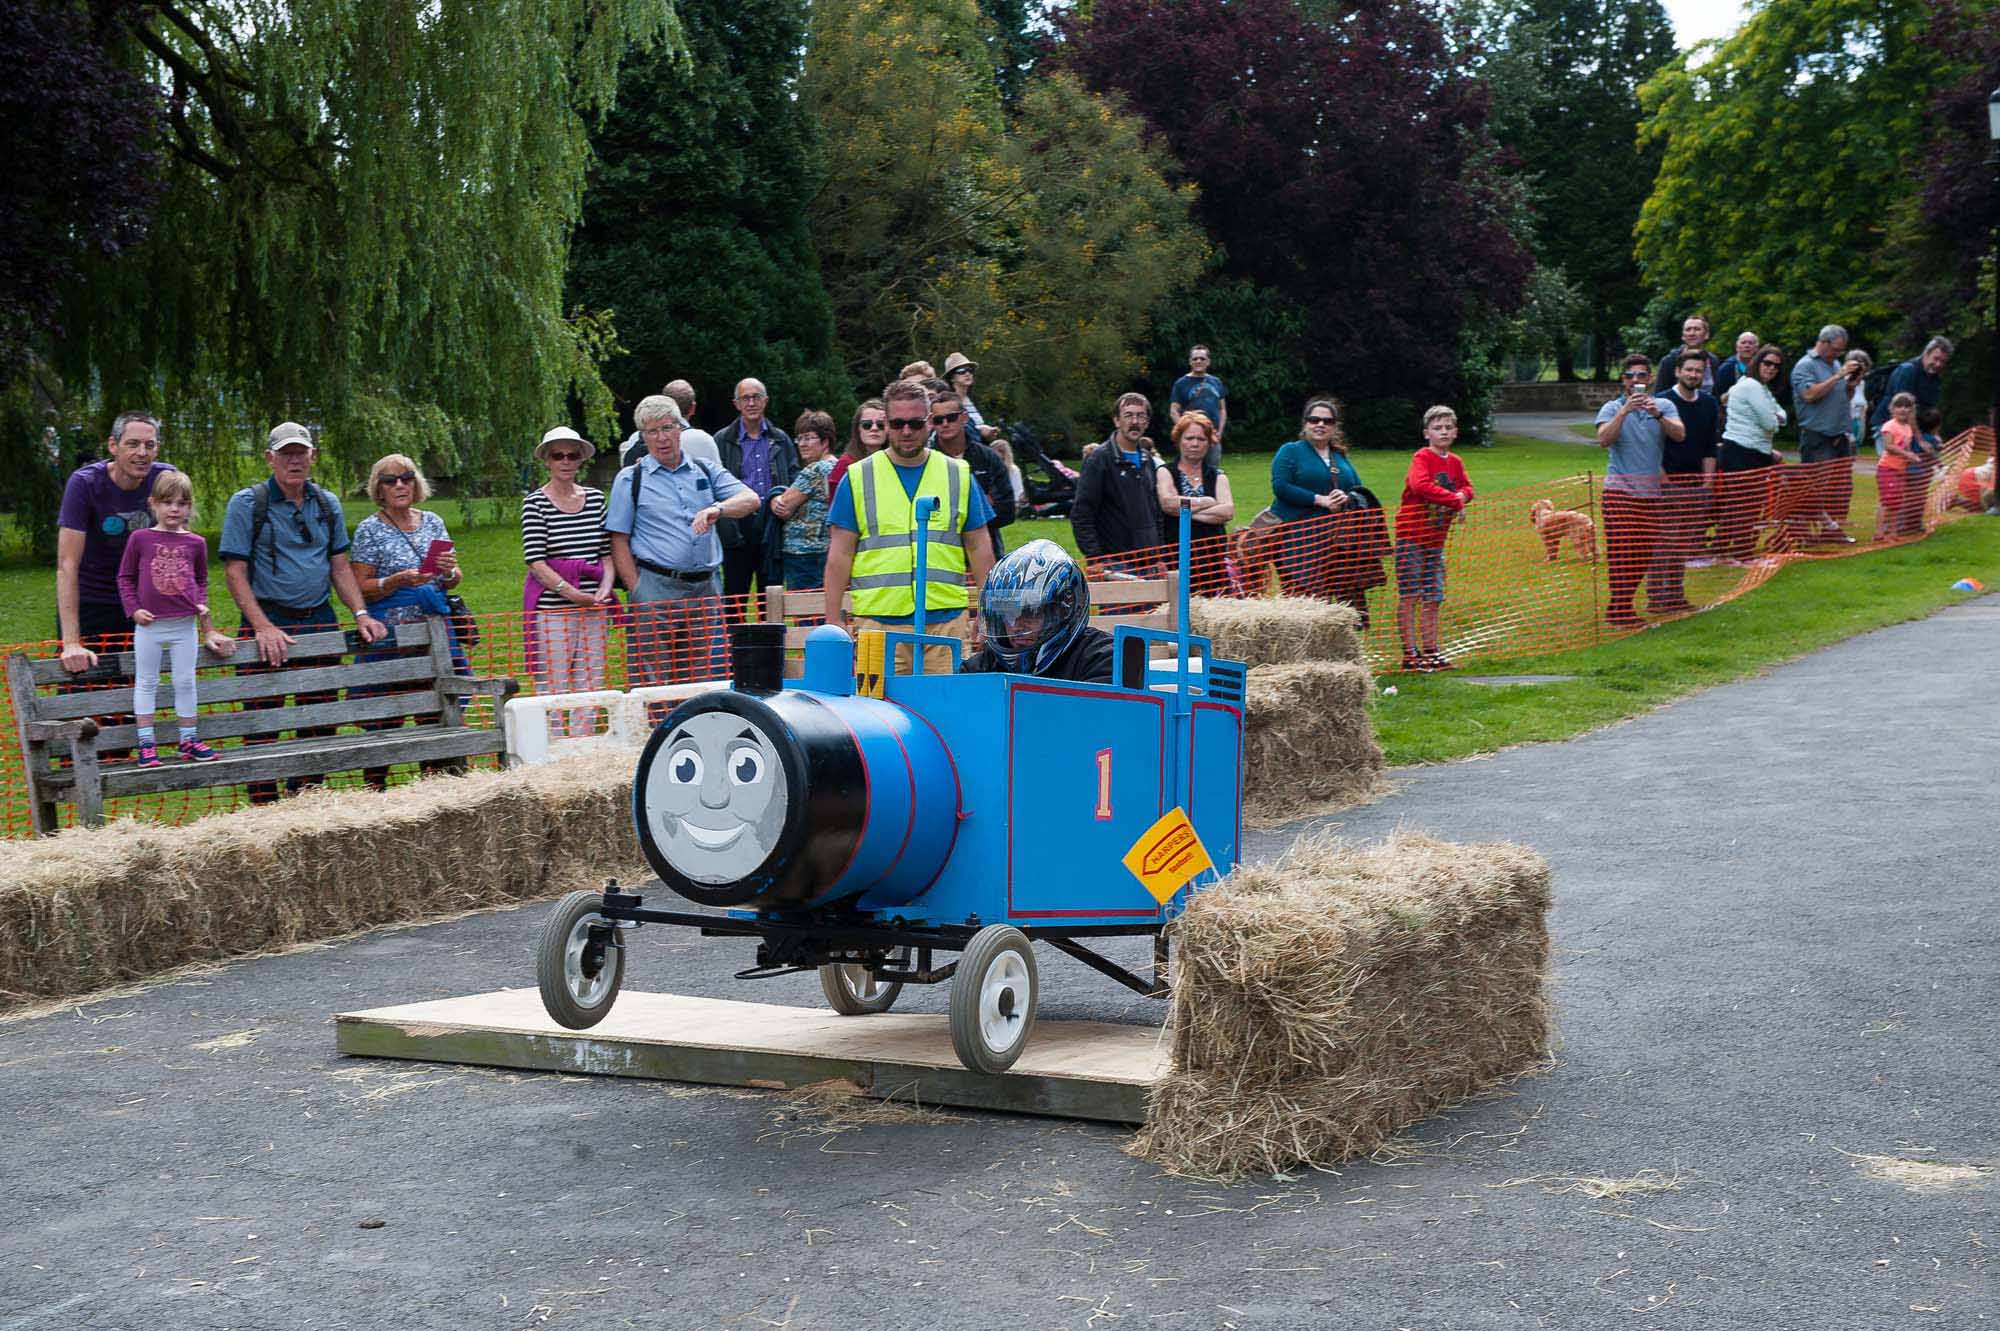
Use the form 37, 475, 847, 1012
1004, 424, 1079, 520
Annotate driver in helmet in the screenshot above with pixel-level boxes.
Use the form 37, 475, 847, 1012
965, 539, 1115, 683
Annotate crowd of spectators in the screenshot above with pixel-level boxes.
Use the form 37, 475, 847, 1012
44, 325, 1970, 790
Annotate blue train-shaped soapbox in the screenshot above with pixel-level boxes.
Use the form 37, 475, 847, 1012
536, 512, 1247, 1073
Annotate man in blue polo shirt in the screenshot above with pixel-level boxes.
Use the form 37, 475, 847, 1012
1168, 345, 1227, 457
1594, 354, 1685, 628
606, 402, 760, 686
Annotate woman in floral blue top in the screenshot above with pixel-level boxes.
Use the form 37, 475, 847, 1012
772, 409, 837, 590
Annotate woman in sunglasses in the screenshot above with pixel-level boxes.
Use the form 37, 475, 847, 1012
350, 452, 466, 786
828, 398, 888, 497
1716, 342, 1788, 562
521, 426, 614, 736
1267, 396, 1371, 608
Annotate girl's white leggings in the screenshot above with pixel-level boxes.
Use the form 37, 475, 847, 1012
133, 616, 199, 721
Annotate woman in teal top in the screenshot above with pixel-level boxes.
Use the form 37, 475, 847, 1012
1269, 396, 1365, 599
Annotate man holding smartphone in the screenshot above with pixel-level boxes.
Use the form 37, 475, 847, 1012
1790, 324, 1859, 544
1595, 354, 1686, 628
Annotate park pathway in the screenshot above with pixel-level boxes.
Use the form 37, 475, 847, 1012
1, 601, 1994, 1330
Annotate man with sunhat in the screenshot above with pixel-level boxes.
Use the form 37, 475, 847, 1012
218, 421, 387, 802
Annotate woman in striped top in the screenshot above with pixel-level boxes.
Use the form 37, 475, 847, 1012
522, 426, 614, 735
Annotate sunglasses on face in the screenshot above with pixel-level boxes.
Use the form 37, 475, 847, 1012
383, 472, 418, 485
1759, 359, 1781, 368
858, 419, 887, 431
886, 418, 928, 432
929, 412, 962, 425
1305, 416, 1336, 426
546, 451, 582, 463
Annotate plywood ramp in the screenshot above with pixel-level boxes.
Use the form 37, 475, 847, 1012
335, 989, 1167, 1123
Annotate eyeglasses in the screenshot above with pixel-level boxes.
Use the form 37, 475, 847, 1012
885, 419, 928, 432
1623, 372, 1650, 381
1304, 416, 1337, 426
735, 393, 767, 404
929, 412, 962, 425
858, 419, 888, 431
382, 472, 418, 486
546, 451, 582, 463
1758, 358, 1781, 368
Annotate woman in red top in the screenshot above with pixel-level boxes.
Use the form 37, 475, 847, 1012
1393, 405, 1474, 670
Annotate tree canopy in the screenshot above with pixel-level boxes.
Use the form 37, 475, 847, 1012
567, 0, 850, 434
48, 0, 682, 493
1634, 0, 1950, 361
1059, 0, 1532, 442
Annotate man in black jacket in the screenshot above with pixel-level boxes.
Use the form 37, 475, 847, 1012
1070, 392, 1163, 575
712, 377, 796, 607
927, 387, 1016, 559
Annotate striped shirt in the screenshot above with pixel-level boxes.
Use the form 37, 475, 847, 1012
521, 486, 610, 609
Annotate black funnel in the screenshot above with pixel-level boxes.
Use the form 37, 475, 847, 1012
730, 622, 786, 695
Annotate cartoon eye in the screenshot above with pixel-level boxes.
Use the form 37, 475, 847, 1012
729, 748, 766, 786
669, 750, 703, 785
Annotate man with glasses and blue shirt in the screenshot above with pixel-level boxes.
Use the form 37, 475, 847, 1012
606, 396, 761, 686
219, 421, 387, 802
1594, 354, 1685, 628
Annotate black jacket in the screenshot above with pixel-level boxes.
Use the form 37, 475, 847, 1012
965, 625, 1115, 684
1070, 436, 1163, 559
713, 420, 795, 551
935, 435, 1016, 540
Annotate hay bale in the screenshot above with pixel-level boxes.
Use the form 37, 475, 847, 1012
1131, 831, 1553, 1180
1190, 596, 1363, 668
0, 755, 642, 1004
1242, 661, 1384, 823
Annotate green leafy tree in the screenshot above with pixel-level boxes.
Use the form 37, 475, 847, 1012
568, 0, 850, 433
1635, 0, 1951, 362
51, 0, 680, 495
1493, 0, 1678, 379
806, 0, 1203, 433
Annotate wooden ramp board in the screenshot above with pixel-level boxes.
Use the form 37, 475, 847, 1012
335, 989, 1167, 1124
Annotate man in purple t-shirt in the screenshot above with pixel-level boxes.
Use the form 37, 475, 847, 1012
712, 376, 795, 610
57, 410, 177, 673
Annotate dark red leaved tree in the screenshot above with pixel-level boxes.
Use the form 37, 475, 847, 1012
1057, 0, 1531, 429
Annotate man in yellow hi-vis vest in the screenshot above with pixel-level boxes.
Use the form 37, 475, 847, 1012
823, 379, 997, 673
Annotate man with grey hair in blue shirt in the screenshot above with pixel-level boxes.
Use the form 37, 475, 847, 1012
1790, 324, 1863, 544
606, 395, 760, 686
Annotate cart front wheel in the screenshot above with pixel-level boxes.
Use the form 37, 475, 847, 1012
538, 891, 625, 1030
949, 926, 1038, 1074
819, 947, 909, 1016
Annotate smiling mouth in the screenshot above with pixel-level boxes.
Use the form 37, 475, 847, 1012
679, 821, 746, 851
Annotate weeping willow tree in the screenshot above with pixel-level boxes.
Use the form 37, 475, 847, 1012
48, 1, 683, 497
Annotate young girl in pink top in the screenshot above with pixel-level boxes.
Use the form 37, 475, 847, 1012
1872, 392, 1919, 539
116, 471, 234, 767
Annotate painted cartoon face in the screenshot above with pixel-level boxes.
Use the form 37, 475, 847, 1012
644, 711, 789, 885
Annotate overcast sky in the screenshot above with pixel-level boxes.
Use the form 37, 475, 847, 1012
1664, 0, 1748, 48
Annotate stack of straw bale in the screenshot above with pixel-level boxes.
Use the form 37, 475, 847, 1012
1189, 596, 1363, 668
0, 755, 641, 1003
1131, 831, 1553, 1180
1188, 597, 1383, 822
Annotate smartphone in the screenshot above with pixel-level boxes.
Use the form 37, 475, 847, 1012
417, 539, 454, 575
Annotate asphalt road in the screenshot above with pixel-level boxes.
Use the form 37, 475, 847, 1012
3, 602, 1995, 1330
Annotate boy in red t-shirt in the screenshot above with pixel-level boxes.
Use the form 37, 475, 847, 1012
1394, 405, 1474, 670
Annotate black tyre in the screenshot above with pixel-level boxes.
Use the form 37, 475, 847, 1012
537, 891, 625, 1030
819, 947, 909, 1016
949, 926, 1038, 1074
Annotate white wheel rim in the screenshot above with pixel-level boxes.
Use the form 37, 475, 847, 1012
977, 950, 1031, 1055
563, 914, 616, 1008
840, 964, 884, 1002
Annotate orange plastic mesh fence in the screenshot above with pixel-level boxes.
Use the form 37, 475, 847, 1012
0, 428, 1988, 839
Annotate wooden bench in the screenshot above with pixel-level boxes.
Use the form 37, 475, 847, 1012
762, 580, 1177, 676
5, 618, 518, 833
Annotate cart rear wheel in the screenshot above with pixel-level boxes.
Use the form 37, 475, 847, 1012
949, 926, 1038, 1074
819, 947, 908, 1015
538, 891, 625, 1030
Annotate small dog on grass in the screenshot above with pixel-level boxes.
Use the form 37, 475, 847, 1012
1529, 498, 1595, 562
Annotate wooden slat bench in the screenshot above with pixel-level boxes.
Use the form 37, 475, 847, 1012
5, 618, 518, 833
763, 579, 1176, 676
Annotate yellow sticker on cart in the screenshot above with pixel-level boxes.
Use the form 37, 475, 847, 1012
1122, 807, 1214, 905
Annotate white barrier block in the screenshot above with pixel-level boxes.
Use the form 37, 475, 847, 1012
618, 681, 729, 745
503, 690, 627, 765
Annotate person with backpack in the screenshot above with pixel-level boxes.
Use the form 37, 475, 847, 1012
605, 395, 760, 686
218, 421, 387, 802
